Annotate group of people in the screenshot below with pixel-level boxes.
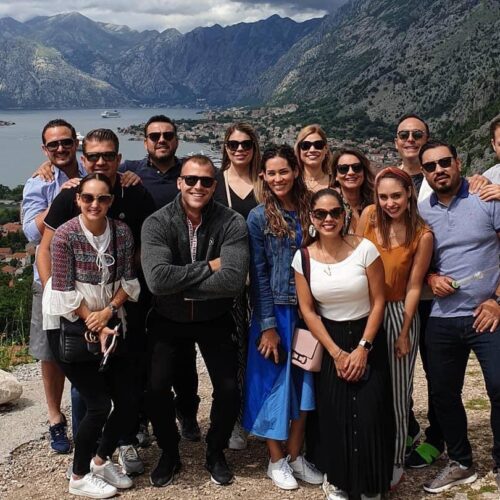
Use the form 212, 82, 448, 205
20, 112, 500, 499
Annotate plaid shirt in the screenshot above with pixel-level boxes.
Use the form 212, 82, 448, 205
186, 217, 201, 263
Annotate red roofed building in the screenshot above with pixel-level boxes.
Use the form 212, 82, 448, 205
2, 222, 22, 234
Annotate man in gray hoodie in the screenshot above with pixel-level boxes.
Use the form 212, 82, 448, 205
141, 154, 249, 488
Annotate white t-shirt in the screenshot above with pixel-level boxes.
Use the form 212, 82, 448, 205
483, 164, 500, 184
292, 238, 380, 322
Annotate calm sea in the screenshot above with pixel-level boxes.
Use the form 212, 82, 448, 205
0, 107, 216, 188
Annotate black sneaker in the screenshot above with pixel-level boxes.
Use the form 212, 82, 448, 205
205, 451, 234, 486
405, 442, 445, 468
404, 428, 422, 459
49, 414, 71, 454
150, 451, 181, 487
177, 414, 201, 442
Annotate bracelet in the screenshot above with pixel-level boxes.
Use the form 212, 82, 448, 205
108, 303, 118, 315
334, 347, 343, 360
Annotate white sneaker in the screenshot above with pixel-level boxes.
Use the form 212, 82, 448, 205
90, 458, 133, 489
390, 465, 404, 489
267, 457, 299, 490
69, 472, 117, 498
322, 475, 348, 500
228, 422, 248, 450
289, 455, 323, 484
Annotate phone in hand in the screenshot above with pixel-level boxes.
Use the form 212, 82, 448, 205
255, 336, 287, 364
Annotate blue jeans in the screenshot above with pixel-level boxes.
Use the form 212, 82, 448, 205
426, 316, 500, 468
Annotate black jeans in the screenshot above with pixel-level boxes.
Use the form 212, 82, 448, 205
146, 310, 239, 455
48, 330, 140, 476
426, 316, 500, 468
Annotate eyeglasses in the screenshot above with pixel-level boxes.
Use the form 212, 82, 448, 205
336, 163, 363, 175
397, 130, 426, 141
147, 131, 176, 142
180, 175, 216, 188
226, 140, 253, 152
311, 208, 344, 220
421, 156, 454, 173
44, 138, 75, 152
299, 140, 326, 151
83, 151, 118, 162
79, 193, 113, 205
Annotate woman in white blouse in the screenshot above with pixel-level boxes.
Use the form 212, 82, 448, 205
292, 188, 394, 500
42, 173, 140, 499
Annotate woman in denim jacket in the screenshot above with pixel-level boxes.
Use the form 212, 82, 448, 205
243, 145, 323, 491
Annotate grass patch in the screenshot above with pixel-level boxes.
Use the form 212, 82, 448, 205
465, 397, 490, 410
0, 344, 33, 371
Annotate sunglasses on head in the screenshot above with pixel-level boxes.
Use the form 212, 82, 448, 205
226, 140, 253, 152
336, 162, 363, 175
421, 156, 454, 173
83, 151, 118, 163
79, 193, 113, 205
180, 175, 216, 188
147, 131, 176, 142
397, 130, 426, 141
311, 207, 344, 221
45, 138, 75, 152
299, 140, 326, 151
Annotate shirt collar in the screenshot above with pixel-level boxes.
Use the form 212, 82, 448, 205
55, 160, 86, 186
429, 178, 469, 207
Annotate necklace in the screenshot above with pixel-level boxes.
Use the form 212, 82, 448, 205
318, 243, 333, 276
304, 173, 329, 191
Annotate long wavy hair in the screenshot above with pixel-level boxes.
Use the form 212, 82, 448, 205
258, 144, 310, 239
294, 124, 332, 175
372, 167, 425, 249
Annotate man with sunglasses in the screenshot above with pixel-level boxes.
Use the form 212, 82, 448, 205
141, 154, 249, 488
22, 119, 86, 455
418, 140, 500, 494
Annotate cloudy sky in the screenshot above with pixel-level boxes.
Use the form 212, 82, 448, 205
0, 0, 346, 33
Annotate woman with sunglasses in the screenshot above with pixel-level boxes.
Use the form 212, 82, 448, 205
42, 173, 141, 499
332, 148, 374, 234
295, 124, 333, 193
243, 145, 323, 490
357, 168, 433, 489
292, 188, 393, 500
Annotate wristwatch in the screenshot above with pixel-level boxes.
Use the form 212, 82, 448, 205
358, 339, 373, 351
108, 303, 118, 315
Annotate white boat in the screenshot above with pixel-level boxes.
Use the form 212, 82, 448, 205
101, 110, 120, 118
76, 132, 84, 151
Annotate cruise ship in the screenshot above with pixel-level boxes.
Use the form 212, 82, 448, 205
101, 110, 120, 118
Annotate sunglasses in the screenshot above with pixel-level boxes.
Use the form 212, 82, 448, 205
180, 175, 216, 188
79, 193, 113, 205
397, 130, 426, 141
45, 138, 75, 152
147, 131, 176, 142
226, 140, 253, 152
311, 208, 344, 220
421, 156, 454, 173
299, 140, 326, 151
83, 151, 118, 163
336, 162, 363, 175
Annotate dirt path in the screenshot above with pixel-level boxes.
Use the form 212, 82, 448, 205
0, 355, 498, 499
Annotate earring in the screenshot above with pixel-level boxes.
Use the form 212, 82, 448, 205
308, 224, 317, 238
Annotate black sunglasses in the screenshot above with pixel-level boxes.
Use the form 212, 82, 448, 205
311, 208, 344, 221
421, 156, 454, 173
147, 131, 176, 142
45, 138, 75, 152
397, 130, 426, 141
299, 140, 326, 151
180, 175, 216, 188
336, 162, 363, 175
226, 140, 253, 152
79, 193, 113, 205
83, 151, 118, 162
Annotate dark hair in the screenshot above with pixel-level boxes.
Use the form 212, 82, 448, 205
144, 115, 177, 137
181, 154, 216, 177
373, 168, 425, 249
331, 147, 374, 208
77, 173, 113, 194
418, 140, 458, 164
303, 188, 345, 246
258, 144, 310, 239
83, 129, 119, 154
490, 117, 500, 141
396, 113, 430, 137
294, 124, 332, 175
42, 119, 77, 144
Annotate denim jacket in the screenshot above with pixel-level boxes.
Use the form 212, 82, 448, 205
247, 204, 301, 333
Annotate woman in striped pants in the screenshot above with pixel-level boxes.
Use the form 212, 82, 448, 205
357, 167, 434, 489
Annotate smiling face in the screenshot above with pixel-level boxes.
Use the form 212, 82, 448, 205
82, 140, 121, 185
421, 145, 461, 195
395, 117, 428, 163
177, 159, 217, 216
335, 153, 365, 191
377, 177, 410, 220
310, 193, 345, 239
299, 132, 327, 170
262, 156, 298, 204
144, 120, 178, 165
42, 126, 78, 171
225, 129, 254, 170
76, 179, 113, 223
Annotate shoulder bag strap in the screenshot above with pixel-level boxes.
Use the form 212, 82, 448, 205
223, 169, 232, 208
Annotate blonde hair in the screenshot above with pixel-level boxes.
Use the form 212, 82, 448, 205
294, 124, 332, 175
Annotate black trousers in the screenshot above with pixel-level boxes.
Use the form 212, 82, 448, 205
146, 310, 239, 455
48, 329, 140, 476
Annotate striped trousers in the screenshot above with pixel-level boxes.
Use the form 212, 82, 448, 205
384, 300, 420, 466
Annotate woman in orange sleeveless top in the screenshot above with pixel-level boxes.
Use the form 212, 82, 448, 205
357, 167, 434, 490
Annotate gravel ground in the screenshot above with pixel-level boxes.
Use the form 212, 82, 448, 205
0, 354, 498, 499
